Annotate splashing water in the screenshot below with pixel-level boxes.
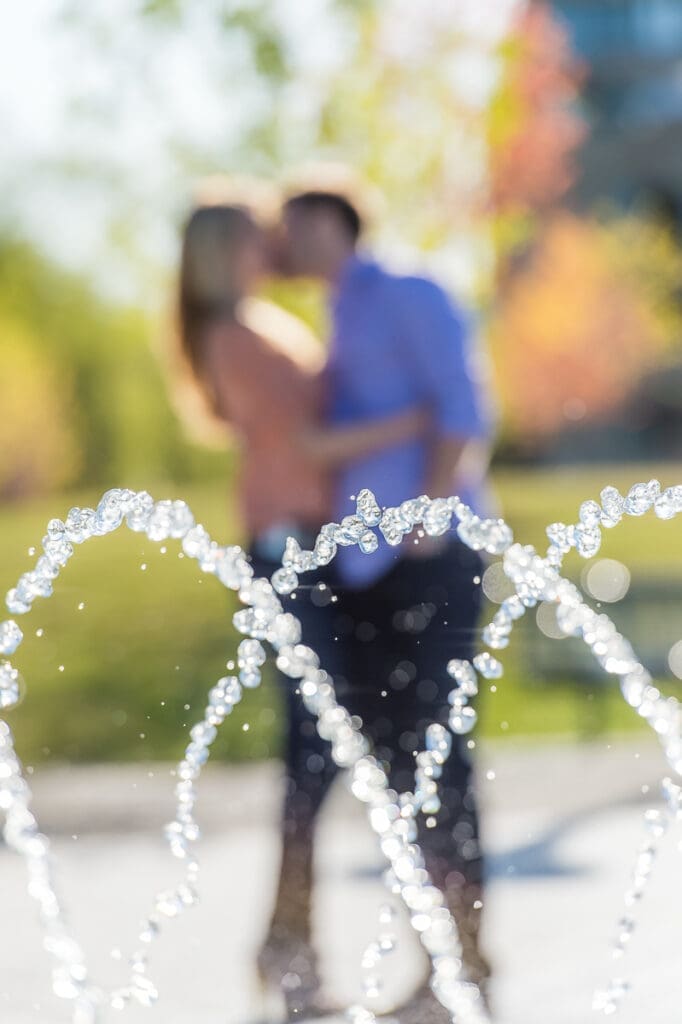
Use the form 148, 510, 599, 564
1, 480, 682, 1021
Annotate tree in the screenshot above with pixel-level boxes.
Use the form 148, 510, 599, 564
0, 235, 221, 496
488, 213, 682, 444
488, 2, 586, 233
0, 318, 80, 498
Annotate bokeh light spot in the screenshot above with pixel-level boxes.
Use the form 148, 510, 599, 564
668, 640, 682, 680
481, 562, 515, 604
536, 601, 566, 639
583, 559, 631, 603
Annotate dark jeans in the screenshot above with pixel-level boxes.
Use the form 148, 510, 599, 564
251, 539, 485, 891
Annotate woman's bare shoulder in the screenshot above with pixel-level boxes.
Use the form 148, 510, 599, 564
241, 296, 324, 373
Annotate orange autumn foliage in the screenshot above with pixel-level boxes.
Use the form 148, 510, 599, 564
489, 2, 586, 215
489, 214, 682, 441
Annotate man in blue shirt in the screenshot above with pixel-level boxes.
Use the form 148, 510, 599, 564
258, 191, 492, 1022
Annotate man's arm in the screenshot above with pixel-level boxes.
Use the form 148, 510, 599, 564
426, 435, 468, 500
399, 280, 490, 553
299, 407, 427, 467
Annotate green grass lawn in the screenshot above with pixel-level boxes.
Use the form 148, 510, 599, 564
1, 464, 680, 764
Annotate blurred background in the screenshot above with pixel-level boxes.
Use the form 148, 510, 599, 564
3, 3, 682, 1023
2, 0, 682, 764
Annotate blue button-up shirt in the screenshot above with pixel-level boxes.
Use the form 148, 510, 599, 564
327, 255, 490, 587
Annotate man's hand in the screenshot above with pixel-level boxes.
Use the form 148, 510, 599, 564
426, 435, 467, 503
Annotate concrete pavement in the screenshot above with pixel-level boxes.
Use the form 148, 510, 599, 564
2, 738, 681, 1024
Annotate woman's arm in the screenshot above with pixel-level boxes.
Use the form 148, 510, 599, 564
300, 408, 428, 467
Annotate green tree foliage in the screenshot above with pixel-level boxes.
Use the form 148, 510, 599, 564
6, 1, 679, 473
0, 318, 80, 498
318, 9, 484, 254
0, 235, 225, 496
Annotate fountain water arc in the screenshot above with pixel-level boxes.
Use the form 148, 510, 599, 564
1, 479, 681, 1021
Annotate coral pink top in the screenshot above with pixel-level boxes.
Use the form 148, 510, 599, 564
200, 304, 331, 538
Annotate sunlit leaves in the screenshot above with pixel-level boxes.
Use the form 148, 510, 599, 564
488, 213, 682, 441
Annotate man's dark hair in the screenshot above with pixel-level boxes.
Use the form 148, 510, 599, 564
285, 190, 363, 242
